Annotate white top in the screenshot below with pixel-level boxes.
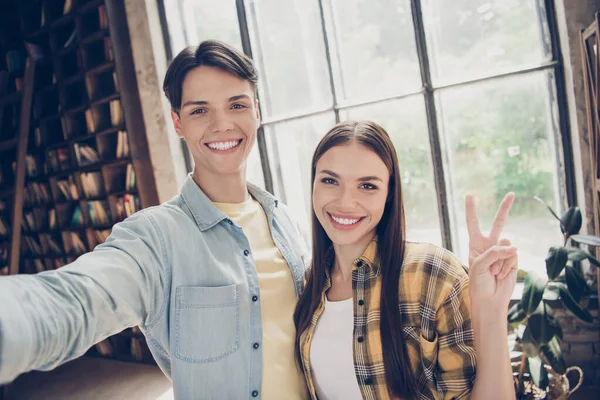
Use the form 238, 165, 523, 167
309, 296, 362, 400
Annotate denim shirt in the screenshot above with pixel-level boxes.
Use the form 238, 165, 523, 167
0, 175, 310, 399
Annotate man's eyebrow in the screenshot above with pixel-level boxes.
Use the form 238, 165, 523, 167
228, 94, 252, 102
181, 94, 252, 109
181, 100, 208, 109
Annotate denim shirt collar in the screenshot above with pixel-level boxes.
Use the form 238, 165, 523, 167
180, 174, 279, 231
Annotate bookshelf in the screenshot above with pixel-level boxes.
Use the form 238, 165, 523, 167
581, 14, 600, 305
0, 0, 159, 367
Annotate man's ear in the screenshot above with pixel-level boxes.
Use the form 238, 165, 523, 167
255, 99, 261, 127
171, 110, 184, 138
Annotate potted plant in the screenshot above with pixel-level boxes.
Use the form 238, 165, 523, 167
507, 197, 599, 399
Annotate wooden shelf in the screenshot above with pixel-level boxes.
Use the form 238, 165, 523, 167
1, 0, 159, 366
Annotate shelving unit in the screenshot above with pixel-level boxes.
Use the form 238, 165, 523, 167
0, 0, 159, 371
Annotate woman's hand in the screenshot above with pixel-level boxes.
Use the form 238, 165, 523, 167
466, 192, 519, 313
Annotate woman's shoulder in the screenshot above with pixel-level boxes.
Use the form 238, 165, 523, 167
401, 241, 469, 291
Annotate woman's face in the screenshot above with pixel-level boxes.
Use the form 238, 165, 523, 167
313, 141, 390, 249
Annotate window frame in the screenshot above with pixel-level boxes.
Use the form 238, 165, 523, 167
157, 0, 576, 253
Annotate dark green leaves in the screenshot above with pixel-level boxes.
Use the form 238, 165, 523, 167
508, 303, 526, 323
540, 337, 566, 375
565, 266, 588, 303
520, 273, 546, 314
545, 246, 568, 280
560, 207, 582, 236
558, 285, 593, 323
571, 234, 600, 247
528, 356, 549, 390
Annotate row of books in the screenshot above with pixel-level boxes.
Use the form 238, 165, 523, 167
56, 176, 79, 201
88, 200, 111, 225
24, 182, 52, 207
47, 148, 71, 172
74, 143, 100, 166
81, 171, 104, 197
22, 230, 88, 257
23, 208, 56, 232
126, 163, 136, 191
116, 194, 139, 220
23, 229, 108, 273
85, 99, 123, 133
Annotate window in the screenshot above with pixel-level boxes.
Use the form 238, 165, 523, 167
161, 0, 573, 277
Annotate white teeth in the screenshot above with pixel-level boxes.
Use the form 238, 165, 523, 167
207, 140, 241, 151
331, 215, 360, 225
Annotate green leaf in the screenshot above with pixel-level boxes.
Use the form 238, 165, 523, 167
534, 196, 561, 223
565, 266, 588, 303
528, 303, 560, 345
528, 356, 550, 390
545, 246, 568, 280
571, 234, 600, 247
521, 326, 540, 357
567, 247, 600, 267
540, 337, 566, 374
520, 273, 547, 314
543, 285, 560, 301
558, 286, 594, 323
560, 207, 582, 235
508, 303, 526, 323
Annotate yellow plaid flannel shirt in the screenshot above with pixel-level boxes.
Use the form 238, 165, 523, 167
299, 239, 476, 400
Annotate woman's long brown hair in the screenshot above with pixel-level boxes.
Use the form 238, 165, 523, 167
293, 120, 415, 398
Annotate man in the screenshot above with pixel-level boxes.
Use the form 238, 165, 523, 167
0, 40, 310, 399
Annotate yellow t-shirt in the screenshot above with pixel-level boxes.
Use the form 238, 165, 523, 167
214, 197, 308, 400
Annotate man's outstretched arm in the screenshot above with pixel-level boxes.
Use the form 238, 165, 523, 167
0, 211, 168, 384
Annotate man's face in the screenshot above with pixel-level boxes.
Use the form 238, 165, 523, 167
171, 66, 260, 178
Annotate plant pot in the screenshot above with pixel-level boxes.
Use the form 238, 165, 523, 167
512, 362, 584, 399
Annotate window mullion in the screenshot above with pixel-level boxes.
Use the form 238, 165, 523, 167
317, 0, 341, 123
236, 0, 275, 194
410, 0, 453, 251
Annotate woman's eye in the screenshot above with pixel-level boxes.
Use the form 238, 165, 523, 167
321, 178, 336, 185
191, 108, 207, 115
232, 104, 247, 110
360, 183, 377, 190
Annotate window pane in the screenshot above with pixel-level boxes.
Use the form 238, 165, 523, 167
324, 0, 421, 102
265, 112, 337, 236
248, 142, 265, 190
245, 0, 333, 119
340, 98, 442, 245
437, 71, 563, 275
164, 0, 243, 54
422, 0, 552, 86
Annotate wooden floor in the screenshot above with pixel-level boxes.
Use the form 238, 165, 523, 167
6, 357, 173, 400
4, 356, 598, 399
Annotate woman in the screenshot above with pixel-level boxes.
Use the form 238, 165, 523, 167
294, 121, 517, 400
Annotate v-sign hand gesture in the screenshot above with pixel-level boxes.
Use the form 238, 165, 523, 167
466, 192, 519, 313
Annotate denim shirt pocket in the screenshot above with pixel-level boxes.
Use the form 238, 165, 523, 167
174, 284, 240, 363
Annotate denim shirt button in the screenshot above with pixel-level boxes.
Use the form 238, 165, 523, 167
252, 390, 259, 397
244, 249, 250, 256
252, 295, 258, 302
253, 342, 260, 349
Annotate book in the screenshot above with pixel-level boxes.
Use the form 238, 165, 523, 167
110, 99, 122, 126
